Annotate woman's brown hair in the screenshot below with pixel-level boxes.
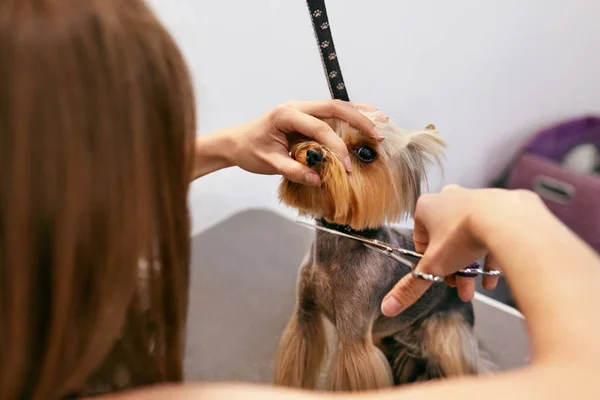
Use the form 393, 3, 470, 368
0, 1, 196, 398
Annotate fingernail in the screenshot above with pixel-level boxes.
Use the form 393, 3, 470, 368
305, 173, 321, 186
381, 296, 402, 317
343, 157, 353, 172
373, 127, 384, 140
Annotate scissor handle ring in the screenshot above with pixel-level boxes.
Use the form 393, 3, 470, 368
479, 269, 503, 276
413, 264, 503, 282
455, 269, 503, 278
454, 271, 479, 278
412, 270, 445, 283
455, 263, 481, 278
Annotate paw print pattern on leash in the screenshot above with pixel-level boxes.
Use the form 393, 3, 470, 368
307, 0, 349, 101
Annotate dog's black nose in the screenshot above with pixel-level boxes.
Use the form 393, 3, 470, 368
306, 148, 323, 168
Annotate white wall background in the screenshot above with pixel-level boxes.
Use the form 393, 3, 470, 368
147, 0, 600, 235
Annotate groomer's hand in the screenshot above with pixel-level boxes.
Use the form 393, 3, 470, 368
229, 100, 386, 186
380, 185, 543, 317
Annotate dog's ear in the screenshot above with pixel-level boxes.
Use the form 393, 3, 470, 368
396, 128, 446, 216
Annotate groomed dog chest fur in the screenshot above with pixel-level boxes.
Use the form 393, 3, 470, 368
273, 112, 488, 391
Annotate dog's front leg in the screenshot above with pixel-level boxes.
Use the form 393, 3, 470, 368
328, 314, 393, 391
273, 264, 326, 389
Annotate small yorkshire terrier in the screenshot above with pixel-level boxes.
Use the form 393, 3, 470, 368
273, 112, 489, 391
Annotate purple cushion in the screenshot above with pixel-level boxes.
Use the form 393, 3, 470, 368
506, 153, 600, 252
524, 116, 600, 162
503, 115, 600, 252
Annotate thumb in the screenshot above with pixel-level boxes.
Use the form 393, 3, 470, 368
381, 240, 445, 317
381, 227, 487, 317
270, 153, 322, 187
381, 272, 433, 317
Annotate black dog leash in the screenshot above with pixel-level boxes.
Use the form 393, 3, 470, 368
306, 0, 350, 101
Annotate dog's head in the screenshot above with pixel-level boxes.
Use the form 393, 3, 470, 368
278, 111, 446, 229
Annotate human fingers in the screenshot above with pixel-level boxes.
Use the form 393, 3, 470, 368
445, 275, 457, 287
348, 102, 378, 112
349, 103, 390, 123
268, 152, 322, 187
422, 222, 488, 277
455, 275, 476, 302
270, 105, 352, 171
381, 272, 434, 317
385, 225, 488, 316
381, 237, 449, 317
284, 100, 384, 141
421, 224, 487, 305
413, 211, 430, 254
482, 254, 501, 291
371, 111, 390, 123
381, 248, 481, 317
412, 192, 445, 254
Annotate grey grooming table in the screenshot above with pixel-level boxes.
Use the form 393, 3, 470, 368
184, 209, 530, 383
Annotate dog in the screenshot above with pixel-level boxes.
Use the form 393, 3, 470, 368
273, 112, 491, 391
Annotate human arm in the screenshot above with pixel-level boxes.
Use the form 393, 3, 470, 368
191, 128, 236, 180
382, 186, 600, 365
94, 364, 594, 400
98, 186, 600, 399
190, 100, 385, 184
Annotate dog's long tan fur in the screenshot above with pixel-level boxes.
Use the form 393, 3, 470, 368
273, 261, 327, 388
274, 112, 490, 391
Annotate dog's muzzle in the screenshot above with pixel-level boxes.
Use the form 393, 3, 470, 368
306, 148, 323, 168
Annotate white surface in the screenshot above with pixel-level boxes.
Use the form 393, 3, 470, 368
473, 292, 524, 320
147, 0, 600, 234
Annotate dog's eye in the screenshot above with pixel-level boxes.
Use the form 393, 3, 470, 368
356, 146, 376, 163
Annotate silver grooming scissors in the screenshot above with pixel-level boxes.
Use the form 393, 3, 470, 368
296, 220, 503, 283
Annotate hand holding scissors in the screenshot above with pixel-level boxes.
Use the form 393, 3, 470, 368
379, 185, 523, 317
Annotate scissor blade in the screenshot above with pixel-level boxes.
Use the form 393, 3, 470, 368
370, 239, 423, 259
296, 219, 424, 260
296, 220, 391, 251
296, 219, 503, 279
363, 243, 418, 269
